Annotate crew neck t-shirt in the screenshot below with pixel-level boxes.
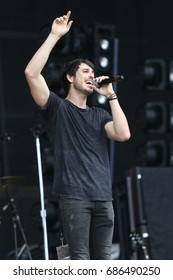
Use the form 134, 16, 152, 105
41, 91, 113, 201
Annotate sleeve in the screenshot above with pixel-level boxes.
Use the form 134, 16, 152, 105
41, 91, 61, 121
102, 108, 112, 126
39, 91, 61, 148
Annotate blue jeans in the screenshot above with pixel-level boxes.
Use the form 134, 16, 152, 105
58, 198, 114, 260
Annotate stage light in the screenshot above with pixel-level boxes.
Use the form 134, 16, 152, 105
138, 141, 167, 167
88, 92, 107, 108
168, 60, 173, 88
136, 101, 167, 133
99, 56, 109, 68
144, 102, 167, 133
147, 141, 167, 166
97, 94, 107, 105
88, 23, 116, 109
93, 23, 115, 74
100, 39, 110, 51
137, 58, 167, 90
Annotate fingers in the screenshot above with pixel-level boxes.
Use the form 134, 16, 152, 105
66, 10, 71, 19
94, 76, 109, 83
56, 10, 71, 23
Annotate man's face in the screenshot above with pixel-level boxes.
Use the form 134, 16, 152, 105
73, 63, 95, 95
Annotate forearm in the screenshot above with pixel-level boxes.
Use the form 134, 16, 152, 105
25, 11, 73, 77
25, 33, 61, 77
108, 97, 131, 141
24, 11, 73, 108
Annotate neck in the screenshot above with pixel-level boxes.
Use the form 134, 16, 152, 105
66, 93, 87, 109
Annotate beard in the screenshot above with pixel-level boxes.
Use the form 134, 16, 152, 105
74, 81, 93, 96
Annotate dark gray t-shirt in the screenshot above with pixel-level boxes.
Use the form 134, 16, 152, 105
41, 91, 113, 201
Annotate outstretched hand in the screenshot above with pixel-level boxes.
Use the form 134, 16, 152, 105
51, 11, 73, 37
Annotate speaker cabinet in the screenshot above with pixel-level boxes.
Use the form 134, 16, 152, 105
126, 167, 173, 260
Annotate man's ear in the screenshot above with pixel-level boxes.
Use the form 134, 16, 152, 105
66, 74, 73, 83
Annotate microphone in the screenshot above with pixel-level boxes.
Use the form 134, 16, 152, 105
93, 75, 124, 88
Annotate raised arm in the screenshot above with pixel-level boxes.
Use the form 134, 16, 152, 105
24, 11, 73, 108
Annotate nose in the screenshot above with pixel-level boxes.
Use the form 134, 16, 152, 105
89, 73, 95, 79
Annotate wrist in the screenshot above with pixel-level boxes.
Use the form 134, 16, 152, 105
49, 32, 62, 42
107, 92, 118, 101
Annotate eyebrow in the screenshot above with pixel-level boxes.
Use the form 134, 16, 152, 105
79, 66, 94, 73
